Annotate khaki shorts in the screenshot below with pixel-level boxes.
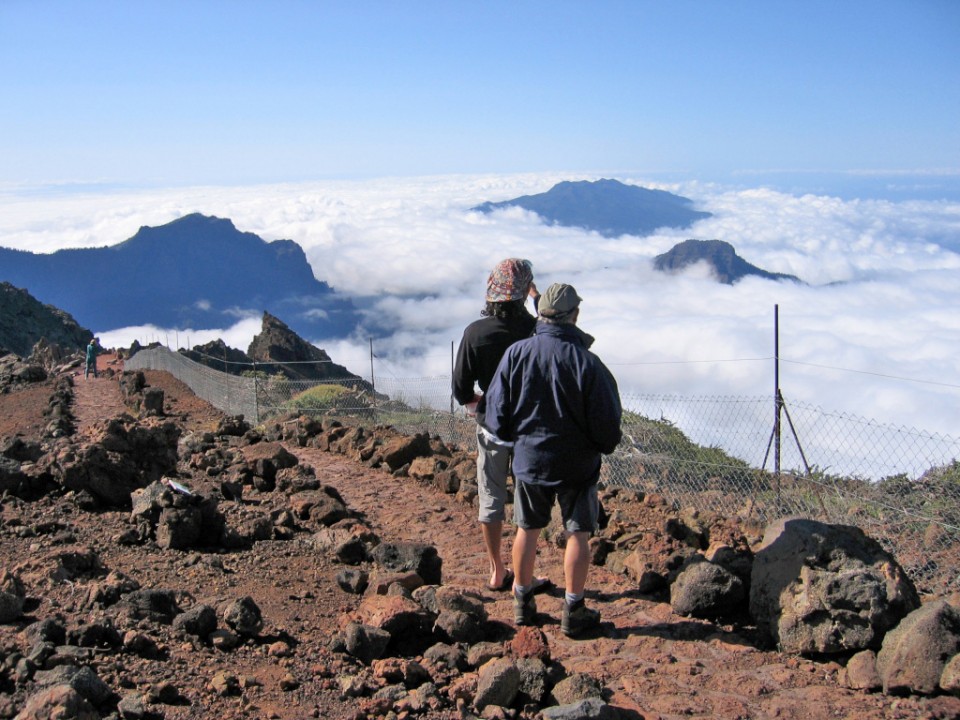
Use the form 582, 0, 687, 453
476, 425, 512, 523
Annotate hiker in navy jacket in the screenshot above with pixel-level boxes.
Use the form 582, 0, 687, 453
484, 282, 621, 636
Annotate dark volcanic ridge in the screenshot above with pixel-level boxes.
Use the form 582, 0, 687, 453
0, 213, 360, 341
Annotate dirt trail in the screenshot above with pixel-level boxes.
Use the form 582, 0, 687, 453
71, 354, 128, 434
290, 448, 840, 720
58, 370, 960, 719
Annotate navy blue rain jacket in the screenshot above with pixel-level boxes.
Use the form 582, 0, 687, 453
483, 321, 622, 489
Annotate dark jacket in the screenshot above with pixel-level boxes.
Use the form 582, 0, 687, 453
483, 321, 622, 488
452, 310, 537, 427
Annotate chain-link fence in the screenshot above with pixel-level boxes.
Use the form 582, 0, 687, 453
125, 346, 258, 420
126, 346, 960, 595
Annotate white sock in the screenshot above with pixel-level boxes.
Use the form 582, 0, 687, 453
514, 584, 531, 598
565, 591, 584, 605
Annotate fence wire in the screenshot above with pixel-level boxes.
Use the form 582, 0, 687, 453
126, 347, 960, 595
125, 346, 258, 420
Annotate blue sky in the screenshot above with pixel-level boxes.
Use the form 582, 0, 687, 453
1, 1, 959, 447
2, 0, 958, 188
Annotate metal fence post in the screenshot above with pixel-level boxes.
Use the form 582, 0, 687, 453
369, 338, 377, 425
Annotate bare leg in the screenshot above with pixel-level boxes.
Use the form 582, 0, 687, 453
512, 526, 542, 589
481, 520, 508, 587
564, 531, 591, 596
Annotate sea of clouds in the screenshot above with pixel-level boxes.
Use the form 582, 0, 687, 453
2, 172, 959, 470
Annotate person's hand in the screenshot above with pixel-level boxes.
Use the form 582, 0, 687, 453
465, 394, 481, 416
528, 282, 539, 299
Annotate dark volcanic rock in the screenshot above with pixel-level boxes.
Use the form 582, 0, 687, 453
181, 338, 254, 374
372, 542, 443, 585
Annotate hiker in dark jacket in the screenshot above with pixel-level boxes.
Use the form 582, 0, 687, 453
453, 258, 546, 593
484, 282, 621, 636
84, 337, 101, 379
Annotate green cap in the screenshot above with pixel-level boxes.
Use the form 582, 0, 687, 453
539, 283, 582, 318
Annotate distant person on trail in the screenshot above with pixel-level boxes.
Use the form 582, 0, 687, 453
453, 258, 551, 594
483, 282, 622, 637
84, 337, 101, 379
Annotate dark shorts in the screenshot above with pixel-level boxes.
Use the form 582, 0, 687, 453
513, 481, 598, 533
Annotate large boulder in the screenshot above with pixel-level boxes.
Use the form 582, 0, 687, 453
876, 600, 960, 695
118, 589, 181, 624
749, 518, 919, 654
221, 596, 263, 637
670, 558, 746, 619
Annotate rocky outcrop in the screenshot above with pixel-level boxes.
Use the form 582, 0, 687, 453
246, 311, 362, 382
43, 416, 181, 508
0, 282, 92, 358
181, 338, 254, 375
178, 311, 366, 385
0, 353, 48, 395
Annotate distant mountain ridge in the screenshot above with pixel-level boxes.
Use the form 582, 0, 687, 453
0, 213, 360, 339
472, 178, 712, 237
654, 239, 801, 284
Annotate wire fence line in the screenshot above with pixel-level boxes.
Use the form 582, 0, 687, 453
126, 346, 960, 595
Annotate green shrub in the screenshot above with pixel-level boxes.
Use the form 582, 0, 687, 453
287, 384, 354, 411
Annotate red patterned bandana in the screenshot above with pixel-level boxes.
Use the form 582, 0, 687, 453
486, 258, 533, 302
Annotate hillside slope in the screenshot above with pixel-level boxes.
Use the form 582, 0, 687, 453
0, 282, 93, 356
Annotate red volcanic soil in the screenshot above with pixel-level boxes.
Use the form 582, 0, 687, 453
0, 357, 958, 719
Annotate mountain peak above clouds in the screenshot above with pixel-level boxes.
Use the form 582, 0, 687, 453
654, 239, 801, 284
472, 178, 712, 237
0, 213, 360, 339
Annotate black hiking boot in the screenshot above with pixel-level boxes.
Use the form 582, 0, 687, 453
561, 598, 600, 637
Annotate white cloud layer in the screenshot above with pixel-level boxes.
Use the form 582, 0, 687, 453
2, 173, 959, 455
